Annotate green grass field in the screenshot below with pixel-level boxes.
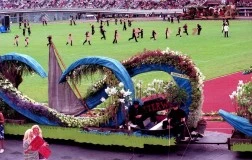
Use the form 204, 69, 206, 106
0, 19, 252, 103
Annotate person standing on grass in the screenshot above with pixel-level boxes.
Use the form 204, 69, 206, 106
223, 24, 229, 38
27, 25, 31, 36
128, 28, 138, 42
165, 27, 171, 39
197, 24, 202, 35
183, 24, 188, 35
25, 37, 29, 47
139, 28, 143, 39
23, 28, 26, 36
100, 27, 106, 40
0, 110, 5, 154
66, 34, 73, 46
91, 24, 95, 35
150, 30, 157, 40
176, 27, 182, 37
83, 31, 91, 45
14, 35, 19, 47
123, 20, 127, 31
115, 18, 118, 25
113, 30, 119, 44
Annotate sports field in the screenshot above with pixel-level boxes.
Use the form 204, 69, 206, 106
0, 19, 251, 102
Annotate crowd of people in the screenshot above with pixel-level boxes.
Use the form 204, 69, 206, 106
0, 0, 191, 10
235, 0, 252, 7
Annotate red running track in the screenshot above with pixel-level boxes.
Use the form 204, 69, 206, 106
202, 72, 251, 134
203, 72, 251, 113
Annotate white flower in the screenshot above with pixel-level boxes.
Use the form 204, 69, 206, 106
100, 97, 106, 102
118, 98, 125, 103
124, 89, 132, 97
229, 94, 235, 100
110, 87, 118, 95
119, 82, 124, 87
105, 87, 111, 94
238, 80, 244, 86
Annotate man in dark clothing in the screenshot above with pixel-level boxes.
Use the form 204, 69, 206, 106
176, 27, 182, 37
171, 16, 174, 23
197, 24, 202, 35
128, 29, 138, 42
115, 18, 118, 25
177, 15, 180, 23
106, 20, 110, 26
27, 26, 31, 36
150, 30, 157, 40
163, 105, 186, 140
183, 24, 188, 35
113, 30, 119, 44
129, 101, 146, 129
140, 29, 143, 38
128, 19, 132, 27
101, 28, 106, 40
91, 25, 95, 35
123, 20, 127, 31
22, 28, 26, 36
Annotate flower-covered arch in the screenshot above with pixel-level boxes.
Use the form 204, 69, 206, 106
122, 49, 204, 127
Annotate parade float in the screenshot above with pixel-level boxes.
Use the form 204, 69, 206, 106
0, 38, 205, 148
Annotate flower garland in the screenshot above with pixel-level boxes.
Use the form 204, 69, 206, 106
122, 48, 205, 128
0, 73, 132, 128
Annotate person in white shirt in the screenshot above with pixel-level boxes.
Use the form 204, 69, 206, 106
223, 24, 229, 38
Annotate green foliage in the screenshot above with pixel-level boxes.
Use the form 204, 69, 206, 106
166, 85, 188, 106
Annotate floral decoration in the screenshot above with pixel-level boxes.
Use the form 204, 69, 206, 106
0, 73, 132, 128
122, 48, 205, 128
230, 80, 252, 118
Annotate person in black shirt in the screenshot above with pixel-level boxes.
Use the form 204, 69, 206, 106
183, 24, 188, 35
177, 15, 180, 23
101, 27, 106, 40
27, 26, 31, 36
197, 24, 202, 35
164, 105, 186, 140
123, 20, 127, 31
140, 29, 143, 38
171, 16, 174, 23
128, 19, 132, 27
129, 101, 146, 129
128, 29, 138, 42
91, 24, 95, 35
22, 28, 26, 36
176, 27, 182, 37
163, 105, 186, 140
150, 30, 157, 40
165, 27, 170, 39
19, 21, 22, 29
106, 20, 110, 26
115, 18, 118, 25
113, 30, 119, 44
